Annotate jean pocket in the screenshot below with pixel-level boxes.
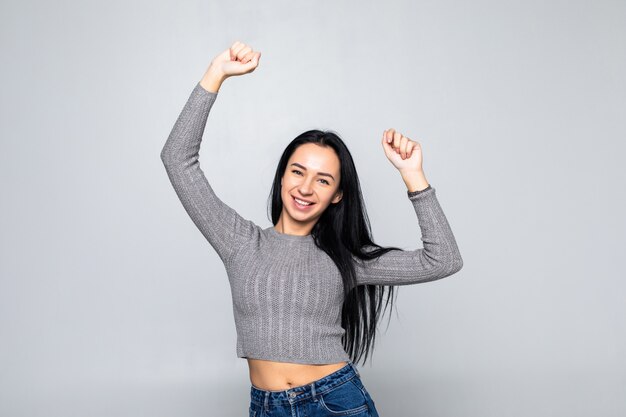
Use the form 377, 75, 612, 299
318, 378, 369, 415
248, 405, 257, 417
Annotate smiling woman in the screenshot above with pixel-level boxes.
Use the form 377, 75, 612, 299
160, 41, 463, 417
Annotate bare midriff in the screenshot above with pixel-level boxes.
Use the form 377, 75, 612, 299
247, 358, 349, 391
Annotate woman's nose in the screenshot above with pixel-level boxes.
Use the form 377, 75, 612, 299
298, 178, 314, 194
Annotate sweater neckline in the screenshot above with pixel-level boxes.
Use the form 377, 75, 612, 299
265, 226, 314, 242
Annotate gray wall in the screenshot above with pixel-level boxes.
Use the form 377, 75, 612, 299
1, 0, 624, 416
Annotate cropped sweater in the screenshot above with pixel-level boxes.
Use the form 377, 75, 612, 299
160, 82, 464, 364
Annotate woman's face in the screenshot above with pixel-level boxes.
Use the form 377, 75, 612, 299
280, 143, 343, 231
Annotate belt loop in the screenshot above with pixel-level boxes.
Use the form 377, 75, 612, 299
311, 382, 317, 401
264, 391, 269, 412
351, 361, 361, 377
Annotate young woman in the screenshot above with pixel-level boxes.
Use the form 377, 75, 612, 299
161, 41, 463, 417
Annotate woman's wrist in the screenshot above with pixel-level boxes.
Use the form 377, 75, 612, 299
200, 66, 227, 93
400, 169, 429, 192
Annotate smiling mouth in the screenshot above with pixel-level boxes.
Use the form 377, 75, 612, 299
292, 195, 315, 206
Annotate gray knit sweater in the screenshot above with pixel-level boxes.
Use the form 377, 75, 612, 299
160, 82, 463, 364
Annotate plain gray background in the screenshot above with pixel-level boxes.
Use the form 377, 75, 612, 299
1, 0, 624, 416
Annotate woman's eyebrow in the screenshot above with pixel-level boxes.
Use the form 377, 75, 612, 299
290, 163, 335, 181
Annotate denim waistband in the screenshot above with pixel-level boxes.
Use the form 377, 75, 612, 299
250, 361, 361, 407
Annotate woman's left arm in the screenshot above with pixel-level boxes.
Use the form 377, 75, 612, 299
353, 129, 463, 286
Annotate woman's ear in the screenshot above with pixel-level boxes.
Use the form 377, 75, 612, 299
332, 191, 343, 204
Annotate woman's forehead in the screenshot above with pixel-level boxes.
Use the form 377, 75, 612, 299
289, 143, 340, 169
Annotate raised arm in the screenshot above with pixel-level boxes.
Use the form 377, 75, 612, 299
353, 185, 463, 286
352, 128, 463, 286
160, 82, 259, 264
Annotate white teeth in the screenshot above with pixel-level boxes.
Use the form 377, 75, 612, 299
294, 197, 312, 206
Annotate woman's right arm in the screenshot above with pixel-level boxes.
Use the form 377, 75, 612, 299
160, 81, 259, 265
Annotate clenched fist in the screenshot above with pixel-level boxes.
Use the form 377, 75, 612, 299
201, 41, 261, 92
212, 41, 261, 77
381, 128, 424, 173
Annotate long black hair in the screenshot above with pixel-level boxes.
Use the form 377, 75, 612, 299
267, 129, 405, 366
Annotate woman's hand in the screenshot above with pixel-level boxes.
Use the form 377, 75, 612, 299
381, 128, 429, 192
212, 41, 261, 77
381, 128, 424, 173
200, 41, 262, 92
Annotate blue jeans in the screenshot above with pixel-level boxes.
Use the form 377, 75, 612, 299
249, 361, 380, 416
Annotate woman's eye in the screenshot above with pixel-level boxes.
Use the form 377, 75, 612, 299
291, 170, 329, 185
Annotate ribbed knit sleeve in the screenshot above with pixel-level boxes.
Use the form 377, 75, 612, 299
160, 82, 259, 265
353, 186, 463, 286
